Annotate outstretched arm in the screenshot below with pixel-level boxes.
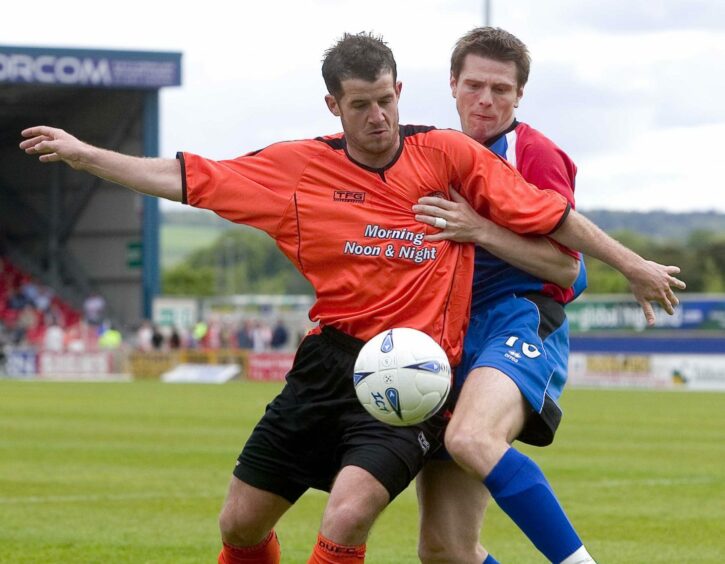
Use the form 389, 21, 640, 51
414, 188, 579, 288
548, 209, 685, 324
20, 126, 183, 202
414, 193, 685, 326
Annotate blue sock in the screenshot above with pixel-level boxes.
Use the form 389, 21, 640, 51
483, 554, 500, 564
484, 448, 582, 563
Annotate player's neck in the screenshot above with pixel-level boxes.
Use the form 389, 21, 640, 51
346, 135, 401, 169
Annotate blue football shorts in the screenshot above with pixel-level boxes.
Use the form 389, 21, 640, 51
455, 292, 569, 446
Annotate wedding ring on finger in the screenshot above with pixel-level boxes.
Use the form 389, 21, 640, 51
434, 217, 447, 229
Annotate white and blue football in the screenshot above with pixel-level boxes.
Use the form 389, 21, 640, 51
353, 328, 451, 426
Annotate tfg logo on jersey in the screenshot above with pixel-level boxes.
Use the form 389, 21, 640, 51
334, 190, 365, 203
504, 336, 541, 363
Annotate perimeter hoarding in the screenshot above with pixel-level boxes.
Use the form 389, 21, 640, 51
567, 296, 725, 333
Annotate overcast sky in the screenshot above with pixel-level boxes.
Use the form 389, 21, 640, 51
4, 0, 724, 212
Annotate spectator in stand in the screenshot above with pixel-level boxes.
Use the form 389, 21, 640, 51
33, 285, 54, 318
236, 320, 254, 350
5, 286, 28, 311
151, 324, 164, 350
206, 319, 223, 349
83, 293, 106, 327
221, 321, 237, 349
169, 326, 182, 350
99, 323, 123, 350
65, 320, 97, 352
251, 320, 272, 352
20, 280, 40, 307
43, 317, 65, 352
191, 320, 208, 348
270, 319, 289, 350
135, 320, 154, 352
13, 303, 39, 345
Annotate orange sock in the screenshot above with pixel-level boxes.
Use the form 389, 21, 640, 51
217, 530, 281, 564
307, 532, 366, 563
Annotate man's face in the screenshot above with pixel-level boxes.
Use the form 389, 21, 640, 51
450, 53, 523, 143
325, 71, 401, 168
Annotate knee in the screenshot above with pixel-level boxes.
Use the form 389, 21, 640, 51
419, 538, 481, 564
444, 424, 499, 475
321, 497, 378, 540
417, 535, 447, 564
219, 502, 267, 547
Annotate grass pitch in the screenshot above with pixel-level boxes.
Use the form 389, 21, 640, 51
1, 380, 723, 563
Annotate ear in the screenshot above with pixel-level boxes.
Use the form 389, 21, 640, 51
449, 73, 458, 98
515, 86, 524, 108
325, 94, 340, 117
395, 81, 403, 98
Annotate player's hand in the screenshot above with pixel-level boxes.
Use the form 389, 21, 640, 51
628, 260, 686, 326
19, 126, 87, 169
413, 187, 491, 243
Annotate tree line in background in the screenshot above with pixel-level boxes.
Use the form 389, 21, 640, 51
163, 229, 313, 297
584, 229, 725, 293
162, 221, 725, 297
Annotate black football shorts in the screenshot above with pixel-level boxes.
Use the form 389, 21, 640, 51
232, 326, 448, 503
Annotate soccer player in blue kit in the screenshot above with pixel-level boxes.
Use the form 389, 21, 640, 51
415, 27, 597, 563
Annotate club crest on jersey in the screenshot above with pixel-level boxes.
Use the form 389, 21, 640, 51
334, 190, 365, 203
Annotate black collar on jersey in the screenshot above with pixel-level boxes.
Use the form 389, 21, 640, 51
316, 125, 436, 180
484, 119, 519, 149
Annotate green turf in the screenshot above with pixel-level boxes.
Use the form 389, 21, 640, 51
1, 381, 723, 563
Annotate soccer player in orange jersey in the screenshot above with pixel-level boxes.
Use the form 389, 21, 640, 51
20, 32, 683, 564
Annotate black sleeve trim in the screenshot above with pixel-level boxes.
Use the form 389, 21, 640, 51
176, 151, 188, 205
547, 202, 571, 235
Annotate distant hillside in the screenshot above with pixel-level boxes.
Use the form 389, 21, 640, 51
579, 209, 725, 240
163, 208, 725, 243
163, 208, 229, 229
160, 209, 725, 295
161, 210, 231, 268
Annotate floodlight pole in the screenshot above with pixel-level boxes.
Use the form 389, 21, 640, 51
483, 0, 491, 26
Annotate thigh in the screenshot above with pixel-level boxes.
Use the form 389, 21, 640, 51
417, 459, 488, 563
321, 465, 391, 544
460, 294, 568, 446
339, 404, 447, 502
450, 365, 529, 445
234, 332, 361, 500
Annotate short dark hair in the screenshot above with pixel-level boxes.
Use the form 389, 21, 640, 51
451, 27, 530, 88
322, 32, 397, 99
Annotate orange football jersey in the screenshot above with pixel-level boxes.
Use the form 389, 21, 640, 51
179, 125, 569, 364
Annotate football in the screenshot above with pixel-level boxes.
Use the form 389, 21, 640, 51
353, 328, 451, 426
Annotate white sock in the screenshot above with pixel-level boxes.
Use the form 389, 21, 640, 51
560, 545, 596, 564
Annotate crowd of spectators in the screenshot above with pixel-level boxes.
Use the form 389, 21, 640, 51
131, 316, 294, 353
1, 257, 82, 352
2, 256, 300, 366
